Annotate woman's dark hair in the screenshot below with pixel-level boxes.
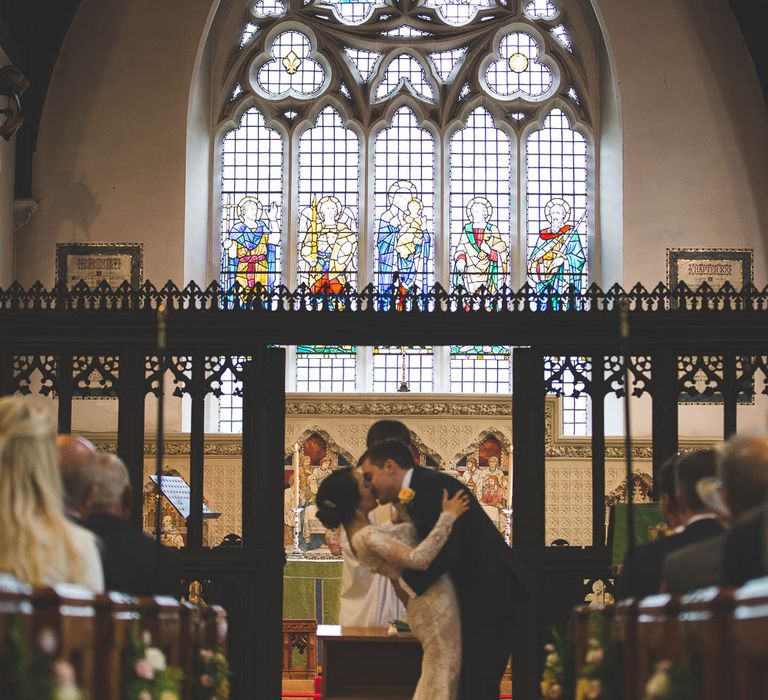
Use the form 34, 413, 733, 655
315, 467, 360, 530
366, 419, 412, 448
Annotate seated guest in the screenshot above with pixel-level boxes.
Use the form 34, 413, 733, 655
57, 434, 99, 523
616, 449, 722, 600
0, 397, 104, 592
664, 435, 768, 593
85, 453, 181, 596
720, 436, 768, 587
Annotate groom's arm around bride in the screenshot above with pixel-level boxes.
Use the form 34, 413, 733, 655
360, 439, 532, 700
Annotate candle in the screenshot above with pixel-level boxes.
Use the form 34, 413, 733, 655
293, 443, 300, 510
507, 446, 514, 509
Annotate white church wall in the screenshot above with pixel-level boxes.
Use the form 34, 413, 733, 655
13, 0, 214, 286
592, 0, 768, 288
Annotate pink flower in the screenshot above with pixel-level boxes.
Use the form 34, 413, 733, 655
52, 660, 77, 688
39, 628, 58, 655
134, 658, 155, 680
138, 692, 152, 700
199, 649, 214, 662
200, 674, 214, 687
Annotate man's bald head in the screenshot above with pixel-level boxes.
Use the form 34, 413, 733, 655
56, 435, 98, 516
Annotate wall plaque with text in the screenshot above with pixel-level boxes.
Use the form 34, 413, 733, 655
56, 242, 143, 289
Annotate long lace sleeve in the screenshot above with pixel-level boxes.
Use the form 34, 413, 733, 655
359, 512, 457, 573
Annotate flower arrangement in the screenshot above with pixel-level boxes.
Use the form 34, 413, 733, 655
574, 614, 623, 700
643, 654, 700, 700
6, 621, 84, 700
193, 645, 230, 699
539, 627, 573, 699
124, 631, 183, 700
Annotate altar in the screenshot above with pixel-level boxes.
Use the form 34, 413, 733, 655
317, 624, 422, 700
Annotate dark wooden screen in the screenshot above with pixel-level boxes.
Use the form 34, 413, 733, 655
1, 281, 766, 699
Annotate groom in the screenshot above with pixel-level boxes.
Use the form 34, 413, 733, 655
360, 438, 530, 700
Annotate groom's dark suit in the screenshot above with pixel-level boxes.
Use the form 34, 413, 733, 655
399, 466, 530, 700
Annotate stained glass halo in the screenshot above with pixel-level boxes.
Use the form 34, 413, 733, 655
478, 24, 561, 103
248, 23, 332, 101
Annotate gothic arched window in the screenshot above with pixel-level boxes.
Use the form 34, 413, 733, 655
217, 0, 596, 415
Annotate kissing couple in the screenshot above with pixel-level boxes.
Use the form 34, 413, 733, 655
316, 432, 530, 700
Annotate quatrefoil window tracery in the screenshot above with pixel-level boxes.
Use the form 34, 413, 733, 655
482, 30, 559, 101
250, 29, 330, 100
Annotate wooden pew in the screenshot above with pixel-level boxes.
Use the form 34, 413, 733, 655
678, 586, 735, 700
138, 595, 182, 667
30, 584, 96, 699
179, 599, 200, 700
201, 603, 228, 651
635, 594, 684, 697
93, 592, 141, 700
730, 576, 768, 700
611, 598, 639, 700
0, 575, 34, 699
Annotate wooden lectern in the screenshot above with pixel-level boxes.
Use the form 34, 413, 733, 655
318, 624, 423, 699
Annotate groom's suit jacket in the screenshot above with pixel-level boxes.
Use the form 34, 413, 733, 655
400, 466, 531, 626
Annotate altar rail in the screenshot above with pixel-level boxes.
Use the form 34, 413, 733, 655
0, 576, 228, 700
3, 281, 768, 698
570, 576, 768, 700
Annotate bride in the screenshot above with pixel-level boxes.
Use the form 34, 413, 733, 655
316, 467, 469, 700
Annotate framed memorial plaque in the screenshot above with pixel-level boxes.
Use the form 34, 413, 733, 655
667, 247, 753, 292
56, 242, 143, 289
667, 248, 754, 405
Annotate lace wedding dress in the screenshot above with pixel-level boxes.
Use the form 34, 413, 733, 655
351, 513, 461, 700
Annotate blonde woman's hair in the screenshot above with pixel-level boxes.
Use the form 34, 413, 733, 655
0, 396, 84, 586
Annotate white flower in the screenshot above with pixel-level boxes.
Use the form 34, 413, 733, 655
145, 646, 167, 671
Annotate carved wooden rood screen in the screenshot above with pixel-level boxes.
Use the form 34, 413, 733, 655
1, 280, 768, 699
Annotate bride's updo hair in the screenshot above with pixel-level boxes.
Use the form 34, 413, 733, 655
315, 467, 360, 530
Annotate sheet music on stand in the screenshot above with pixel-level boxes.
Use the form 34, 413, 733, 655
149, 475, 221, 519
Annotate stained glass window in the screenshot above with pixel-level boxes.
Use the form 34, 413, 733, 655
424, 0, 494, 25
255, 31, 328, 99
251, 0, 285, 18
484, 32, 556, 100
374, 54, 436, 102
372, 347, 434, 392
450, 346, 511, 393
219, 0, 596, 403
318, 0, 385, 24
373, 107, 435, 304
344, 49, 382, 82
449, 108, 511, 298
524, 0, 559, 19
296, 345, 357, 391
429, 49, 467, 82
525, 109, 588, 308
551, 25, 573, 51
220, 108, 283, 299
297, 107, 359, 296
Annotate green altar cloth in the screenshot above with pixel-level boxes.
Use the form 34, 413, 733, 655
283, 559, 343, 624
610, 503, 666, 566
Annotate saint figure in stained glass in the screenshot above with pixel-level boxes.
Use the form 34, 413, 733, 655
223, 196, 279, 292
452, 196, 507, 294
299, 195, 357, 295
377, 179, 431, 297
527, 197, 586, 304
